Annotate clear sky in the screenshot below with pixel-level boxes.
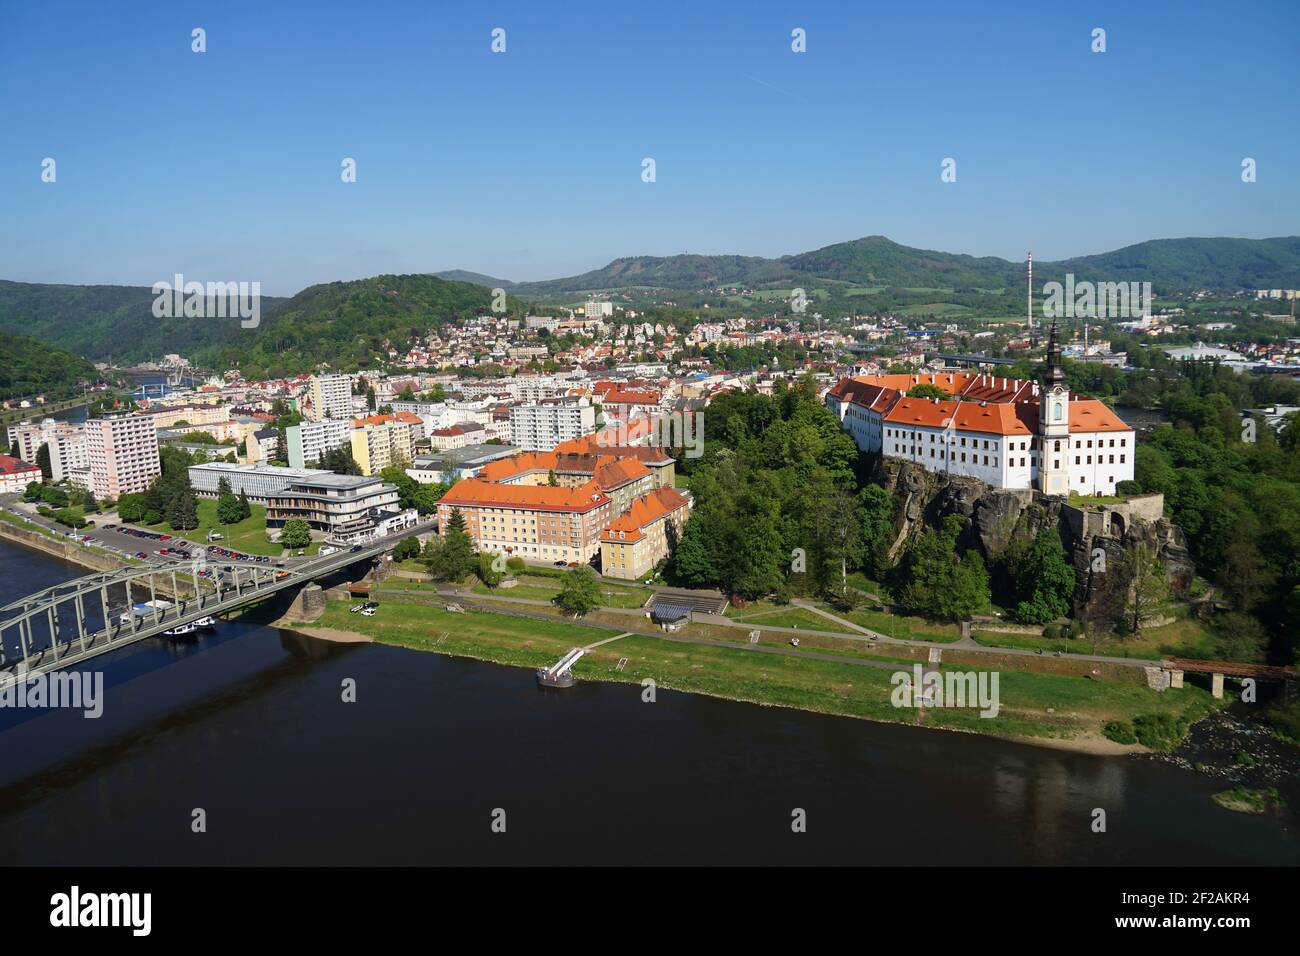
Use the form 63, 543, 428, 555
1, 0, 1297, 296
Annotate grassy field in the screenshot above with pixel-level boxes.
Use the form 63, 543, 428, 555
731, 606, 836, 630
973, 615, 1219, 661
838, 606, 964, 643
470, 574, 649, 608
145, 500, 321, 557
310, 600, 1223, 746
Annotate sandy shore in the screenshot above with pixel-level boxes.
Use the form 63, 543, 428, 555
280, 623, 374, 644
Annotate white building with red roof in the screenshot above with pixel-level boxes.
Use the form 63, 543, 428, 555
826, 324, 1134, 496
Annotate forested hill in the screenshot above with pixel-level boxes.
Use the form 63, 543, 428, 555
197, 274, 526, 379
501, 235, 1300, 297
0, 331, 100, 402
0, 279, 287, 363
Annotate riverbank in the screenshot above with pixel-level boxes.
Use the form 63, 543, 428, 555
286, 598, 1222, 756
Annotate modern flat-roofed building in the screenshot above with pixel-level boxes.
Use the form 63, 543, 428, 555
286, 419, 352, 469
85, 413, 161, 499
350, 416, 416, 475
266, 473, 401, 534
405, 443, 520, 485
509, 396, 596, 451
188, 461, 334, 503
307, 373, 353, 422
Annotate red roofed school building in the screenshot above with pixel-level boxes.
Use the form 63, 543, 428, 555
824, 324, 1134, 496
436, 440, 690, 571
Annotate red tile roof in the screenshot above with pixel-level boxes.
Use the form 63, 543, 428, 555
601, 487, 690, 543
439, 477, 609, 513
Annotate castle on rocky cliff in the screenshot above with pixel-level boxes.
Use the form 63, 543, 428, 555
826, 324, 1135, 497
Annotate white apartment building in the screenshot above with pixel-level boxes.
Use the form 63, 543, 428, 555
85, 414, 162, 499
509, 397, 597, 451
307, 374, 353, 422
286, 419, 353, 469
48, 430, 90, 482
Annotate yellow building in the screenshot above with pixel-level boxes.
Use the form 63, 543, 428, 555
349, 415, 416, 475
599, 487, 691, 579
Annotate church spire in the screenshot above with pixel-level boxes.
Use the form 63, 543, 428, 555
1044, 320, 1066, 388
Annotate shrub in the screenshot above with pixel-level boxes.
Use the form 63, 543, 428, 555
1116, 480, 1142, 495
1103, 720, 1137, 745
1133, 713, 1190, 751
506, 556, 526, 573
772, 586, 791, 606
1042, 623, 1063, 639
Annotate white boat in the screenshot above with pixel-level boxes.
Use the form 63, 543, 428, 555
164, 621, 200, 637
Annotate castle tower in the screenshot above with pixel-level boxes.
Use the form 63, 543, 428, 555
1037, 321, 1070, 496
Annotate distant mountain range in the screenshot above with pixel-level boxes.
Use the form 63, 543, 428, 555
3, 236, 1297, 368
439, 235, 1300, 297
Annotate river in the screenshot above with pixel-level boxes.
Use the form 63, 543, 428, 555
0, 538, 1295, 866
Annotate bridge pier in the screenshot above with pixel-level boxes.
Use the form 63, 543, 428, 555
282, 583, 326, 623
1211, 673, 1224, 699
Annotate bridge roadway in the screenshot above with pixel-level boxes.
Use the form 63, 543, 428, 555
0, 521, 436, 690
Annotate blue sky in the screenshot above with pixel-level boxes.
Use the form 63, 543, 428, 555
1, 0, 1297, 295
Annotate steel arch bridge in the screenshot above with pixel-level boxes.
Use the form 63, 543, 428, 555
0, 522, 434, 690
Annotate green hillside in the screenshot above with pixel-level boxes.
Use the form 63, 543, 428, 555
199, 274, 521, 379
0, 279, 288, 362
506, 235, 1300, 298
0, 331, 101, 402
431, 270, 516, 288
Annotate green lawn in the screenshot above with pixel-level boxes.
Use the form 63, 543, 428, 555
732, 606, 836, 630
838, 606, 964, 643
310, 600, 1223, 745
146, 500, 320, 557
973, 615, 1220, 661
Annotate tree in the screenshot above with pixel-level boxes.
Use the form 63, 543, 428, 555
216, 489, 244, 526
1010, 529, 1075, 624
279, 519, 312, 550
36, 443, 51, 481
477, 551, 505, 588
423, 509, 476, 582
117, 492, 146, 522
895, 515, 989, 622
858, 484, 894, 577
670, 516, 718, 587
1122, 543, 1168, 638
8, 440, 18, 458
167, 489, 199, 530
393, 536, 421, 561
238, 489, 252, 521
555, 566, 602, 617
81, 488, 98, 514
906, 383, 950, 400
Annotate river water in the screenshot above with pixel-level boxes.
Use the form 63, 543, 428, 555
0, 538, 1295, 866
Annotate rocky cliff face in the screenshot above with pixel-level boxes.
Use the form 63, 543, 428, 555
874, 459, 1195, 625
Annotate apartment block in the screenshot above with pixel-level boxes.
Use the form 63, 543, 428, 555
286, 419, 352, 469
85, 414, 162, 499
509, 396, 596, 451
307, 374, 353, 422
350, 416, 416, 475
